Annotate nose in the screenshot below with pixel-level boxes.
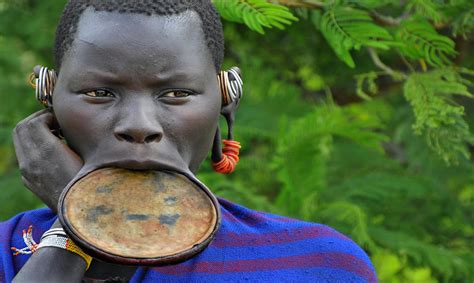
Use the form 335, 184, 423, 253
114, 98, 163, 144
115, 128, 162, 144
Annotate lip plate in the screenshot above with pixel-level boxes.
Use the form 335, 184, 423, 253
57, 166, 221, 266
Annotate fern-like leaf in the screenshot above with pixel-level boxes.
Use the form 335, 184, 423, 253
273, 103, 388, 217
452, 8, 474, 38
406, 0, 445, 24
348, 0, 399, 9
396, 20, 457, 67
319, 6, 393, 68
319, 201, 377, 252
404, 68, 474, 164
355, 72, 379, 100
371, 227, 471, 282
212, 0, 298, 34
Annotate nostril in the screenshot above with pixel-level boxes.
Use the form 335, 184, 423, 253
144, 134, 161, 144
116, 133, 135, 143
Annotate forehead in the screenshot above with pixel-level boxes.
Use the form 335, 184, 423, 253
60, 8, 215, 79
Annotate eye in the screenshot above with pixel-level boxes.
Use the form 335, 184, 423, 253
161, 90, 191, 98
84, 89, 114, 98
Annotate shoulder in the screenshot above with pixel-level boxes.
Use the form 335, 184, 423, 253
215, 198, 378, 282
0, 208, 56, 282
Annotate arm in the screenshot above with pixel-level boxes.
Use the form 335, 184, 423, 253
12, 109, 137, 282
12, 109, 83, 212
12, 109, 87, 282
13, 219, 87, 283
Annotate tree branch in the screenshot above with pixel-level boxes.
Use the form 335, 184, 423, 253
270, 1, 410, 27
370, 11, 410, 26
368, 47, 407, 79
268, 0, 325, 9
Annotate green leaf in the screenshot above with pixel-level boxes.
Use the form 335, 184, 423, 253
402, 267, 437, 283
213, 0, 298, 34
273, 103, 388, 217
348, 0, 400, 9
403, 68, 474, 164
395, 20, 457, 67
406, 0, 445, 24
355, 71, 379, 100
373, 251, 404, 280
452, 8, 474, 38
319, 6, 393, 68
319, 201, 377, 251
371, 227, 470, 282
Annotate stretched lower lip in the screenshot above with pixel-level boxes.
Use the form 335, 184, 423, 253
98, 159, 188, 174
81, 146, 191, 177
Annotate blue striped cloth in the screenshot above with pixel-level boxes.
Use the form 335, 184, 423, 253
0, 198, 377, 282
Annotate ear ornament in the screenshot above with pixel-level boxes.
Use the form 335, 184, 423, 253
212, 67, 244, 174
29, 65, 57, 107
218, 67, 243, 106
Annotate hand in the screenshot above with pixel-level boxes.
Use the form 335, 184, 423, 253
13, 110, 138, 281
12, 109, 83, 212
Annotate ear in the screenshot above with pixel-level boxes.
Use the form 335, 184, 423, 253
211, 125, 223, 163
31, 65, 57, 108
218, 67, 243, 140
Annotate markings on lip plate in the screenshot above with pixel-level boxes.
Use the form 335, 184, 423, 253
164, 196, 178, 205
126, 214, 150, 221
87, 205, 113, 222
96, 185, 113, 193
159, 213, 180, 226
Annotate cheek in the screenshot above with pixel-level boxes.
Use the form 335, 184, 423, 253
53, 95, 111, 158
169, 98, 220, 162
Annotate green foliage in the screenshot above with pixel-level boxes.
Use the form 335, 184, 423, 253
373, 249, 443, 283
371, 227, 471, 282
452, 7, 474, 38
406, 0, 444, 24
319, 6, 393, 68
355, 71, 379, 100
404, 68, 474, 164
212, 0, 298, 34
273, 101, 388, 223
395, 20, 457, 67
319, 201, 376, 251
348, 0, 398, 9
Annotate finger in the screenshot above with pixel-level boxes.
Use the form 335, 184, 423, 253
13, 110, 82, 174
16, 111, 82, 167
15, 108, 52, 127
13, 109, 56, 148
14, 110, 58, 146
13, 111, 56, 161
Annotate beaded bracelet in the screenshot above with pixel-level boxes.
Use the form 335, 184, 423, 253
38, 231, 93, 270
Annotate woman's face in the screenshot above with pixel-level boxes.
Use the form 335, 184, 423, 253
52, 9, 221, 174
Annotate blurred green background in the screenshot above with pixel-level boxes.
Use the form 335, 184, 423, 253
1, 1, 473, 282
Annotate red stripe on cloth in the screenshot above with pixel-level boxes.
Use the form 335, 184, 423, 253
211, 226, 351, 248
153, 252, 377, 282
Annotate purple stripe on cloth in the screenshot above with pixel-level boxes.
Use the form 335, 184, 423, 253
196, 237, 372, 263
153, 252, 377, 282
138, 267, 369, 282
211, 226, 352, 248
221, 208, 297, 224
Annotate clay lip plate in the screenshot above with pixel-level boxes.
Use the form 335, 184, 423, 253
58, 168, 221, 266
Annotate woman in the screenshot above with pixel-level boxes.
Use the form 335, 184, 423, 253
1, 1, 377, 282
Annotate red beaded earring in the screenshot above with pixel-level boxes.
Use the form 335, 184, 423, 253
212, 67, 243, 174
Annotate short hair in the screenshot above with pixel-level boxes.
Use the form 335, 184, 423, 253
54, 0, 224, 72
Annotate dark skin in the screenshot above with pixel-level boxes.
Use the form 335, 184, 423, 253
13, 9, 228, 282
